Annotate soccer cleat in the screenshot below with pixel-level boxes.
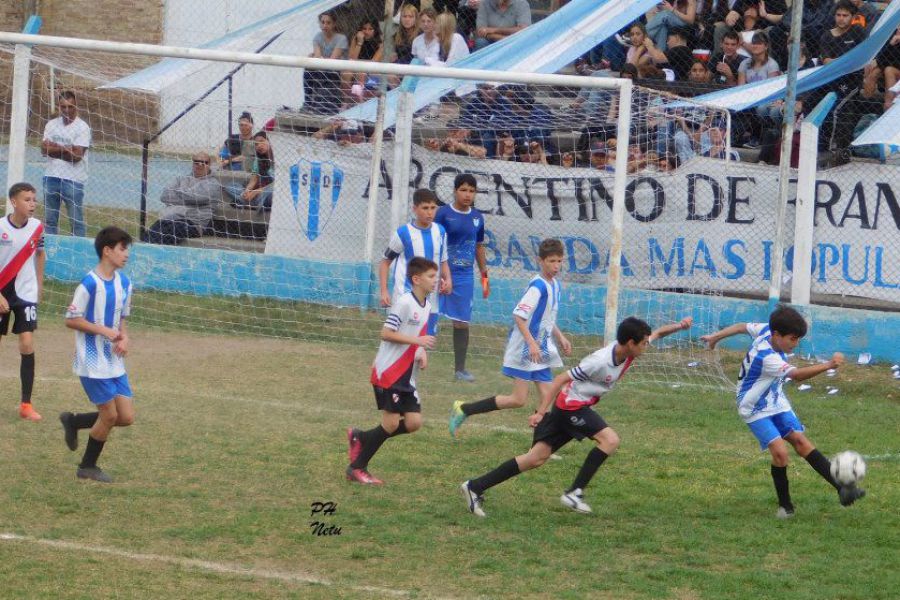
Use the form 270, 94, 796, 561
59, 412, 78, 451
560, 488, 592, 514
76, 466, 113, 483
347, 428, 362, 464
461, 481, 486, 517
19, 403, 42, 422
454, 370, 476, 382
345, 466, 383, 485
838, 485, 866, 507
449, 400, 468, 437
775, 506, 795, 519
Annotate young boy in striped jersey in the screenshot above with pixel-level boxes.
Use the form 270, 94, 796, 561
701, 305, 865, 518
378, 189, 451, 335
347, 257, 438, 484
449, 238, 571, 437
461, 316, 691, 517
59, 227, 134, 483
0, 183, 45, 421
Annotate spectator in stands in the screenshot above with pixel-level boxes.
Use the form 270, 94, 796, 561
864, 26, 900, 110
770, 0, 833, 64
345, 19, 384, 104
588, 140, 615, 172
645, 27, 696, 80
218, 111, 255, 171
500, 87, 556, 151
237, 132, 275, 211
475, 0, 532, 50
646, 0, 697, 52
688, 58, 714, 83
392, 3, 420, 65
820, 1, 867, 66
656, 153, 679, 172
412, 8, 441, 64
713, 0, 786, 55
494, 130, 518, 161
849, 0, 880, 34
145, 152, 220, 246
626, 23, 654, 71
673, 113, 734, 162
710, 30, 744, 86
41, 90, 90, 237
425, 121, 488, 158
304, 11, 348, 114
433, 0, 479, 39
519, 139, 551, 165
313, 118, 370, 146
460, 83, 514, 156
737, 31, 782, 146
431, 11, 470, 67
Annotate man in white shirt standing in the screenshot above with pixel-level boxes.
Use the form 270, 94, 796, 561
41, 91, 91, 237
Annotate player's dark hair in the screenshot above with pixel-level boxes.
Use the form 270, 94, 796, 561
412, 188, 439, 206
58, 90, 77, 104
722, 30, 740, 43
617, 316, 652, 345
538, 238, 564, 259
769, 305, 808, 338
8, 181, 36, 199
407, 256, 438, 280
94, 226, 133, 259
454, 173, 477, 190
835, 0, 857, 15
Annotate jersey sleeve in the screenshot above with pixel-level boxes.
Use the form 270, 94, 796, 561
383, 228, 403, 261
65, 284, 91, 319
569, 353, 604, 382
512, 284, 543, 321
746, 322, 767, 337
122, 281, 133, 318
439, 226, 448, 264
383, 296, 409, 332
475, 212, 485, 244
761, 352, 794, 379
75, 121, 92, 148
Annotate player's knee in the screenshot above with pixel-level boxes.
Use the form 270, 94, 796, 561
117, 413, 134, 427
599, 428, 620, 453
770, 449, 789, 467
18, 340, 34, 354
99, 410, 118, 427
404, 417, 422, 433
507, 397, 526, 409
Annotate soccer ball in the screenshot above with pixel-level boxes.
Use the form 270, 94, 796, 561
830, 451, 867, 486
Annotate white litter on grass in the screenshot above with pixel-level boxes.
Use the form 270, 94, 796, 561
891, 364, 899, 372
826, 369, 836, 377
826, 387, 839, 395
687, 361, 700, 368
671, 384, 682, 389
858, 353, 872, 365
797, 384, 812, 392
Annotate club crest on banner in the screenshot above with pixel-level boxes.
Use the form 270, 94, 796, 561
289, 159, 344, 241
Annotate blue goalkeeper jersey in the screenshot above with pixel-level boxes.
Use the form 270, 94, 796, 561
434, 204, 485, 274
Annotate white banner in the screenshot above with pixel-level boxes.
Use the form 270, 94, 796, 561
267, 136, 900, 302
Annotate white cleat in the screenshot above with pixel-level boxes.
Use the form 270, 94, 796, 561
560, 488, 592, 514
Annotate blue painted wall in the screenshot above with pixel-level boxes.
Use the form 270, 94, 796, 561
44, 236, 900, 362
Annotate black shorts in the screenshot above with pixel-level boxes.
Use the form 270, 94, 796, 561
532, 406, 608, 453
373, 385, 421, 414
0, 286, 38, 336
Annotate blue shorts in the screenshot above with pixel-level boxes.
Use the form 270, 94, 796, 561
80, 374, 133, 406
440, 272, 474, 323
427, 313, 440, 336
747, 410, 805, 450
502, 366, 553, 382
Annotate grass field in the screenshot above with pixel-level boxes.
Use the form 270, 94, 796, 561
0, 320, 898, 599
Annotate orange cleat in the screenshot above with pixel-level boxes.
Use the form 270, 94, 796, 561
19, 403, 42, 422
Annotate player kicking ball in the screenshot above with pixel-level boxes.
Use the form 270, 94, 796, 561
346, 257, 438, 484
701, 305, 865, 518
462, 316, 692, 517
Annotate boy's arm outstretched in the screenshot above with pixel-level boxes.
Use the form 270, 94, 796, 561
530, 370, 573, 427
700, 322, 749, 349
789, 352, 845, 382
649, 316, 693, 343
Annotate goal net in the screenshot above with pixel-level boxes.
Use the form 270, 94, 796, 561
0, 30, 742, 390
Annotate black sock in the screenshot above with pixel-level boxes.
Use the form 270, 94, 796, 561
771, 464, 793, 509
80, 436, 105, 469
390, 421, 409, 437
453, 327, 470, 372
72, 412, 99, 429
804, 449, 840, 490
469, 458, 521, 495
352, 425, 390, 469
462, 396, 497, 416
568, 447, 609, 492
20, 353, 34, 404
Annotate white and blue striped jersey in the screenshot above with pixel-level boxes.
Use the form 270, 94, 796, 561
384, 221, 447, 313
502, 275, 563, 372
735, 323, 796, 423
65, 270, 132, 379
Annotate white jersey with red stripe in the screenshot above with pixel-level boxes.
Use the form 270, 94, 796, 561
555, 342, 634, 411
370, 292, 431, 392
0, 216, 44, 303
